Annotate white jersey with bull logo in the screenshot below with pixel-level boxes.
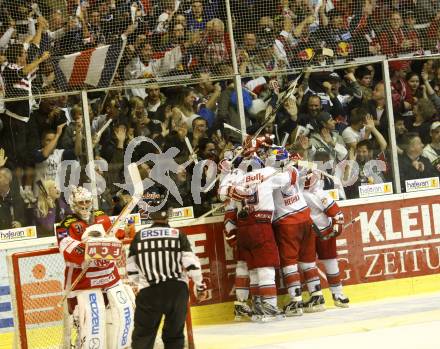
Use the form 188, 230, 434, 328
272, 166, 310, 224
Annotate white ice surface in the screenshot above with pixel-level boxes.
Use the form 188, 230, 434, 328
187, 292, 440, 349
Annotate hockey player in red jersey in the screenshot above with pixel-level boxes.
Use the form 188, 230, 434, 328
56, 186, 135, 349
302, 170, 350, 308
219, 151, 253, 320
221, 143, 300, 322
270, 147, 324, 315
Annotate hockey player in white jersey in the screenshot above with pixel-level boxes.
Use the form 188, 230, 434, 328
221, 144, 299, 322
218, 150, 253, 320
302, 170, 349, 308
270, 147, 325, 315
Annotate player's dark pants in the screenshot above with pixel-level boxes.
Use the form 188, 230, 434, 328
132, 279, 189, 349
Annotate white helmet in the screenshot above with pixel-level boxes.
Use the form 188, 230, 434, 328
69, 186, 93, 221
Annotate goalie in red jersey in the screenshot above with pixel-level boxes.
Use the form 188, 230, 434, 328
56, 186, 135, 349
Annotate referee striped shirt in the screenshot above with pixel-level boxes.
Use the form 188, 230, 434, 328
127, 224, 197, 288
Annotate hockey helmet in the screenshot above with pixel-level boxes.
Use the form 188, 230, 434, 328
266, 146, 289, 167
69, 186, 93, 221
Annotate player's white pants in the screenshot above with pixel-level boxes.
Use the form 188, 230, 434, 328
73, 282, 135, 349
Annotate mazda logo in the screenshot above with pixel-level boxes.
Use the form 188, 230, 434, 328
89, 338, 100, 349
116, 290, 128, 304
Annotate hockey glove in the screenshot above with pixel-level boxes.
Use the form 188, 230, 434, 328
226, 185, 249, 201
194, 282, 209, 302
312, 223, 338, 241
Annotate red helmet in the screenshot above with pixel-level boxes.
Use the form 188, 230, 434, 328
242, 134, 274, 157
289, 152, 303, 163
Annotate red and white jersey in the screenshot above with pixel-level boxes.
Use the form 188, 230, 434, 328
56, 211, 123, 293
219, 169, 244, 233
302, 174, 342, 234
239, 166, 295, 215
273, 166, 310, 225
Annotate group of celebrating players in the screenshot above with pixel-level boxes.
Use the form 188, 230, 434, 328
219, 134, 349, 322
51, 132, 351, 347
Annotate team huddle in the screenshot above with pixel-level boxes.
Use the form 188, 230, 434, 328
51, 134, 350, 347
219, 135, 349, 322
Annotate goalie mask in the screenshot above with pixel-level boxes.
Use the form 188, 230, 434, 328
69, 186, 93, 221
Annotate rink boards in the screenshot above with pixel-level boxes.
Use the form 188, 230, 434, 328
1, 190, 440, 348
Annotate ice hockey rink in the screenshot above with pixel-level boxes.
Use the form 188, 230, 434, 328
189, 292, 440, 349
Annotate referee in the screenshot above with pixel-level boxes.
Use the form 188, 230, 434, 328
127, 210, 208, 349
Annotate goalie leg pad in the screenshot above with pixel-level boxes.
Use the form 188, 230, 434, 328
76, 289, 106, 349
105, 281, 135, 349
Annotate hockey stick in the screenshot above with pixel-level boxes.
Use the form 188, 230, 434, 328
58, 163, 143, 306
281, 132, 289, 147
185, 136, 199, 165
224, 122, 248, 136
95, 118, 112, 140
343, 215, 361, 229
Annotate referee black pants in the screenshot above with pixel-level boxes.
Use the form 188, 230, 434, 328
132, 280, 189, 349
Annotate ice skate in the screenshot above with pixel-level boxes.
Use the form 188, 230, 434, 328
253, 301, 285, 322
333, 293, 350, 308
283, 298, 304, 317
303, 294, 326, 313
234, 301, 253, 321
251, 301, 264, 322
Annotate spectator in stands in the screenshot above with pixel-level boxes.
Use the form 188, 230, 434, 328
317, 9, 354, 58
342, 107, 369, 150
87, 8, 107, 46
395, 115, 409, 154
124, 40, 183, 81
130, 96, 152, 137
406, 98, 436, 144
309, 112, 348, 162
356, 66, 373, 103
145, 84, 166, 115
1, 44, 50, 169
0, 167, 25, 229
378, 11, 419, 56
389, 60, 413, 115
398, 133, 438, 192
298, 94, 323, 129
363, 81, 388, 137
193, 72, 222, 128
186, 0, 210, 32
175, 87, 200, 128
204, 18, 229, 66
34, 179, 70, 237
59, 104, 83, 151
35, 96, 68, 136
405, 72, 423, 101
239, 32, 258, 59
33, 122, 81, 187
422, 121, 440, 173
420, 69, 440, 112
345, 138, 388, 199
189, 117, 208, 149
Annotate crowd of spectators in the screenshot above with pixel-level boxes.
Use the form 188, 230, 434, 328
0, 1, 439, 237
